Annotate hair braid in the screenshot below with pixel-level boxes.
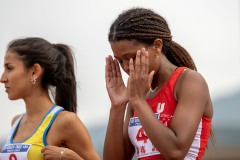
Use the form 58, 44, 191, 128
108, 7, 197, 71
167, 41, 197, 70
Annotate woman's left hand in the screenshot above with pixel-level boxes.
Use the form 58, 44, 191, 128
128, 48, 154, 104
41, 145, 84, 160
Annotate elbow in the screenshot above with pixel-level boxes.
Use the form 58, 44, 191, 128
163, 149, 187, 160
161, 138, 190, 160
163, 146, 187, 160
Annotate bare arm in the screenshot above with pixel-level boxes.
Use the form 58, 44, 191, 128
104, 104, 135, 160
42, 112, 100, 160
104, 105, 127, 160
42, 145, 84, 160
60, 112, 100, 160
104, 55, 134, 160
128, 50, 213, 159
122, 104, 136, 159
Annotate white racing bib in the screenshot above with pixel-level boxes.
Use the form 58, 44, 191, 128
0, 144, 31, 160
128, 113, 161, 158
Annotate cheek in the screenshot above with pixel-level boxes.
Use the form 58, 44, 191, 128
9, 82, 31, 100
8, 82, 23, 100
121, 61, 130, 75
148, 56, 156, 72
9, 74, 31, 99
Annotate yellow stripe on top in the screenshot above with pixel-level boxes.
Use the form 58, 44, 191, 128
22, 105, 63, 160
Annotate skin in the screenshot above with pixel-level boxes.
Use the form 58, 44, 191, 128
104, 39, 213, 160
1, 51, 100, 160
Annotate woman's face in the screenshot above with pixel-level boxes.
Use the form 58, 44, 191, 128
0, 51, 33, 100
110, 40, 158, 75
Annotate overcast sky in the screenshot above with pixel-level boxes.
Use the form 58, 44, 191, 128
0, 0, 239, 139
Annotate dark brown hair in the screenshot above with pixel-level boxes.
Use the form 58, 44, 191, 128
7, 37, 77, 113
108, 7, 216, 146
108, 7, 197, 71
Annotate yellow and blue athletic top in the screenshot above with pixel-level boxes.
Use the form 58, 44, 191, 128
0, 105, 63, 160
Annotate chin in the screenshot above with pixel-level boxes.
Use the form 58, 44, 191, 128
8, 95, 19, 101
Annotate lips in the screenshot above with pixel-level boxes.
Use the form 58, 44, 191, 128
5, 86, 9, 92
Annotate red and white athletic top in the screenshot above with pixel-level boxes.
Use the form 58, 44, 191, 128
128, 67, 212, 160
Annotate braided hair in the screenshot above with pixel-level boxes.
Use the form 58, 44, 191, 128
108, 7, 197, 71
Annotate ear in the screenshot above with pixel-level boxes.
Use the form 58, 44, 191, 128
152, 39, 163, 52
31, 63, 42, 80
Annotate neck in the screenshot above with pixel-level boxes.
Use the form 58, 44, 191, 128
151, 55, 177, 90
23, 89, 54, 118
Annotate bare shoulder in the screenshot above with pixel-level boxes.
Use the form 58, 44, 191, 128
175, 69, 211, 104
181, 69, 207, 84
176, 69, 209, 94
49, 110, 90, 142
47, 112, 100, 159
54, 111, 84, 129
175, 69, 213, 117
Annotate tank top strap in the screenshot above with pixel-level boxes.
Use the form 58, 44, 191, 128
42, 105, 64, 146
49, 105, 64, 114
4, 114, 24, 144
23, 105, 64, 146
167, 67, 188, 93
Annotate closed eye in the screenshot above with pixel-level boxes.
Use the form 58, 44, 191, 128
4, 64, 13, 70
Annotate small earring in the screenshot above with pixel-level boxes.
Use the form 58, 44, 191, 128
31, 78, 36, 85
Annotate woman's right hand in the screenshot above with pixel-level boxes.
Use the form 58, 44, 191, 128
105, 55, 128, 107
41, 146, 84, 160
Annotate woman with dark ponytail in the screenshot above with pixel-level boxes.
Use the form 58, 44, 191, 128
0, 37, 100, 160
104, 7, 213, 160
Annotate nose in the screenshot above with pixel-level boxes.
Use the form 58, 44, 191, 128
0, 73, 7, 83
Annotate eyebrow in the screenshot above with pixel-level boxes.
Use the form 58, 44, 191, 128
114, 52, 136, 59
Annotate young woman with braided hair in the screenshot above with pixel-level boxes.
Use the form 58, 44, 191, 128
0, 37, 100, 160
104, 7, 213, 160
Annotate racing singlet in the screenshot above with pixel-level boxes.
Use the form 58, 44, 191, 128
0, 105, 63, 160
128, 67, 212, 160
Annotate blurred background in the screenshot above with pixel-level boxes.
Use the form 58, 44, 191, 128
0, 0, 239, 159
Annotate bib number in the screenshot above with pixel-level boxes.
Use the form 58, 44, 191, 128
9, 154, 17, 160
129, 115, 161, 158
0, 144, 31, 160
136, 127, 148, 143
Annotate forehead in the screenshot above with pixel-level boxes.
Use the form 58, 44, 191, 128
4, 51, 24, 65
110, 40, 145, 57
